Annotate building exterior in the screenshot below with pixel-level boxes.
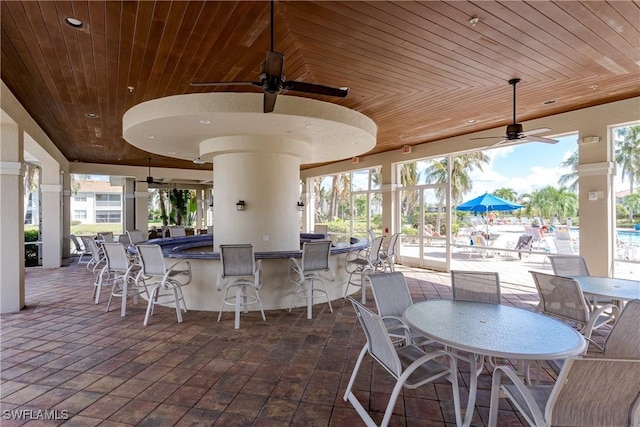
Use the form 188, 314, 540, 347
70, 179, 122, 224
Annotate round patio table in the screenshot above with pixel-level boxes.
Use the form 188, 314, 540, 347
404, 300, 587, 427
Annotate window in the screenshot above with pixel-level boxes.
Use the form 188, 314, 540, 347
73, 210, 87, 219
74, 193, 87, 202
96, 210, 121, 223
95, 193, 121, 207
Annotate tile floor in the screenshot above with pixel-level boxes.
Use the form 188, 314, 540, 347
1, 259, 605, 426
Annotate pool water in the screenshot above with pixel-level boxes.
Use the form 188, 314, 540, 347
569, 228, 640, 246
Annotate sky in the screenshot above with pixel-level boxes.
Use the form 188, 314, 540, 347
468, 133, 579, 197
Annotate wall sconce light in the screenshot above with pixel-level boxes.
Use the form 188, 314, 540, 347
297, 201, 305, 210
236, 200, 245, 211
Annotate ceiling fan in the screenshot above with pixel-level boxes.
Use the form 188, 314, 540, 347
190, 0, 348, 113
137, 157, 168, 186
471, 78, 558, 147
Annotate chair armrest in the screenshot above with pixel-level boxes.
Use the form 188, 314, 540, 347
288, 258, 304, 283
165, 260, 192, 286
583, 303, 619, 340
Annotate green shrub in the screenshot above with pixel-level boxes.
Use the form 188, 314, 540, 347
71, 220, 81, 226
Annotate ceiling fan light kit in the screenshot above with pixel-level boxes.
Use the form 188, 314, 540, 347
190, 0, 348, 113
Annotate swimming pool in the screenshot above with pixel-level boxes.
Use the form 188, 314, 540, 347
569, 227, 640, 246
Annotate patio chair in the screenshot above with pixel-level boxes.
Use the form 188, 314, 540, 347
379, 232, 401, 272
548, 254, 590, 276
344, 235, 386, 302
126, 230, 147, 244
547, 255, 616, 309
313, 224, 328, 235
102, 242, 149, 317
97, 232, 115, 243
70, 234, 91, 264
529, 271, 618, 347
450, 270, 501, 304
167, 226, 186, 237
542, 298, 640, 379
288, 240, 334, 319
344, 297, 462, 427
488, 356, 640, 427
136, 244, 191, 325
469, 234, 495, 260
368, 272, 432, 346
217, 244, 265, 329
513, 234, 533, 259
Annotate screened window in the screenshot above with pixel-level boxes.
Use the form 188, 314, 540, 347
95, 193, 121, 207
73, 210, 87, 219
96, 210, 121, 223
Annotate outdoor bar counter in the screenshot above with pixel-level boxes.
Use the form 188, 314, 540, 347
137, 234, 369, 312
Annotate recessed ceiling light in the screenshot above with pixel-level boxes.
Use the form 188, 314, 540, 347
85, 113, 97, 118
305, 123, 317, 129
469, 17, 479, 26
590, 84, 599, 90
145, 135, 155, 139
127, 86, 135, 93
168, 151, 176, 155
199, 119, 211, 125
543, 100, 556, 105
467, 119, 476, 123
65, 17, 83, 28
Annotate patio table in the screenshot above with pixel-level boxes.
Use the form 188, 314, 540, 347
404, 300, 586, 427
569, 276, 640, 301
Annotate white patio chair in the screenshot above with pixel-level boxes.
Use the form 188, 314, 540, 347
450, 270, 501, 304
542, 298, 640, 379
344, 297, 462, 427
288, 240, 334, 319
167, 226, 186, 237
529, 271, 618, 348
488, 357, 640, 427
313, 224, 328, 235
97, 232, 115, 243
469, 234, 496, 260
102, 242, 149, 317
379, 232, 401, 272
81, 235, 109, 302
548, 254, 590, 276
70, 234, 91, 264
367, 272, 433, 346
217, 244, 266, 329
344, 235, 386, 302
126, 230, 147, 244
136, 244, 191, 325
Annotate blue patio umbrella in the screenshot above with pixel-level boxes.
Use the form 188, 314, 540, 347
456, 192, 523, 214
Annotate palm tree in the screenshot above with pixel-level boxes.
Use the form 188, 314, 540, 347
624, 191, 640, 224
615, 125, 640, 221
493, 188, 518, 202
558, 149, 579, 192
524, 186, 577, 223
422, 152, 489, 231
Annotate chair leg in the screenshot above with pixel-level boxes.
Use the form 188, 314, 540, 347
144, 285, 159, 326
318, 279, 333, 313
218, 287, 231, 322
173, 286, 183, 323
234, 285, 242, 329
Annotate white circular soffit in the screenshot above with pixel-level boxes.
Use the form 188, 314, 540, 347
122, 93, 377, 164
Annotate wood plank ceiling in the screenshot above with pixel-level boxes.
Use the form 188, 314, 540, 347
2, 1, 639, 171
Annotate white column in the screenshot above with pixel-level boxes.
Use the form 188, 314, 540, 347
40, 159, 62, 268
213, 152, 301, 252
0, 117, 25, 312
135, 182, 149, 232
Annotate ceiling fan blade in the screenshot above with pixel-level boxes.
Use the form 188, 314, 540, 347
525, 135, 559, 144
469, 136, 505, 141
264, 92, 278, 113
284, 80, 349, 97
265, 51, 284, 79
190, 81, 259, 87
523, 127, 551, 136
